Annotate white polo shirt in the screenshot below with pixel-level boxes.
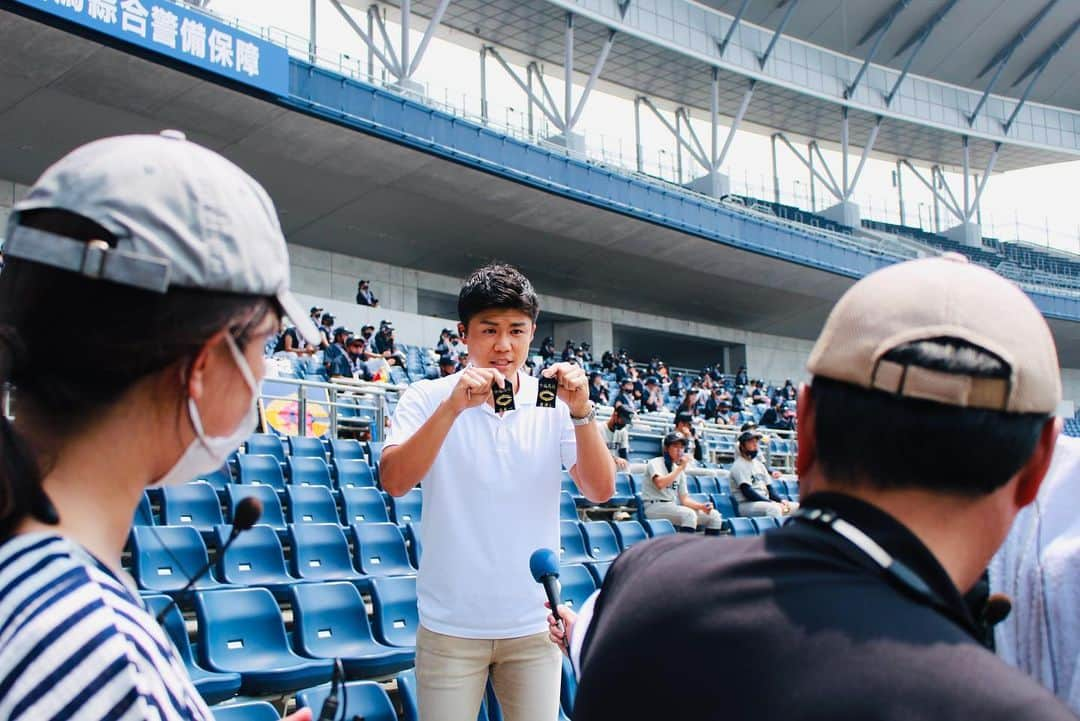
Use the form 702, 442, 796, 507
385, 370, 578, 639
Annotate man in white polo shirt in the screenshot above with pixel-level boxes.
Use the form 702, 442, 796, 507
380, 263, 616, 721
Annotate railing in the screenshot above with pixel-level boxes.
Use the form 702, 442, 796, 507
258, 375, 406, 441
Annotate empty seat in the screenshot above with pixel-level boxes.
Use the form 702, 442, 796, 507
767, 482, 789, 502
288, 523, 366, 584
785, 479, 800, 500
288, 435, 327, 460
403, 522, 423, 569
286, 485, 339, 525
142, 593, 241, 705
682, 475, 701, 494
336, 459, 377, 489
288, 457, 333, 488
559, 491, 578, 521
295, 680, 397, 721
586, 561, 612, 586
131, 525, 226, 594
209, 701, 280, 721
194, 464, 233, 493
160, 481, 224, 533
607, 474, 636, 506
133, 492, 154, 526
366, 441, 384, 470
557, 564, 597, 610
290, 582, 414, 678
695, 476, 722, 495
244, 433, 285, 463
711, 494, 736, 520
612, 520, 648, 551
643, 519, 676, 538
581, 521, 620, 562
558, 520, 593, 564
237, 454, 286, 492
214, 524, 298, 598
388, 488, 423, 525
752, 517, 782, 533
330, 437, 367, 462
369, 575, 419, 648
351, 523, 415, 579
727, 517, 757, 537
226, 485, 286, 532
340, 487, 390, 525
195, 587, 334, 695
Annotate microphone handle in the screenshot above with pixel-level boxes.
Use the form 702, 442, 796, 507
154, 527, 240, 625
542, 575, 563, 630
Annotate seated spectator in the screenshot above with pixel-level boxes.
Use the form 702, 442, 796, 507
438, 354, 458, 377
600, 406, 634, 470
772, 402, 797, 431
323, 325, 351, 371
435, 328, 453, 356
373, 320, 407, 366
356, 279, 379, 306
673, 411, 704, 464
540, 335, 556, 361
318, 312, 336, 346
330, 335, 372, 380
309, 305, 324, 328
760, 399, 782, 427
729, 430, 794, 518
676, 389, 705, 418
613, 379, 638, 412
600, 350, 615, 371
668, 373, 684, 398
449, 332, 467, 359
589, 371, 610, 405
735, 365, 748, 387
641, 433, 724, 533
782, 379, 797, 401
642, 377, 663, 412
579, 342, 593, 364
275, 322, 316, 356
562, 339, 577, 362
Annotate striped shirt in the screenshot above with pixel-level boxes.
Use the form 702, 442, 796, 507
0, 533, 212, 721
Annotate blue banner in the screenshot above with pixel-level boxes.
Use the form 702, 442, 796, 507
13, 0, 289, 96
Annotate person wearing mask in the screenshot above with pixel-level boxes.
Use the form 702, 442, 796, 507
540, 336, 556, 362
356, 279, 379, 306
642, 377, 663, 413
374, 321, 407, 367
323, 325, 351, 373
600, 406, 634, 470
760, 399, 783, 428
588, 372, 610, 406
331, 335, 372, 380
729, 430, 793, 518
613, 379, 638, 413
735, 365, 748, 387
562, 339, 577, 363
438, 354, 458, 378
640, 433, 724, 533
673, 411, 704, 464
579, 342, 593, 365
0, 132, 321, 721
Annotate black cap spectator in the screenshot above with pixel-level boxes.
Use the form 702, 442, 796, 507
356, 279, 379, 306
438, 354, 458, 377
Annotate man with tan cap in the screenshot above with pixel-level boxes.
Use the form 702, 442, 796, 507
551, 254, 1077, 720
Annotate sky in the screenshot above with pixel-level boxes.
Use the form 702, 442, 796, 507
206, 0, 1080, 254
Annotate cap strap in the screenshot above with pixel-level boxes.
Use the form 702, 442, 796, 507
872, 359, 1009, 411
4, 226, 171, 293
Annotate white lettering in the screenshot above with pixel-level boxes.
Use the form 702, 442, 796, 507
235, 39, 260, 77
207, 28, 233, 68
150, 6, 178, 48
87, 0, 117, 23
120, 0, 148, 37
180, 17, 206, 59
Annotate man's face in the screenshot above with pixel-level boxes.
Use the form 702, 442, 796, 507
675, 421, 691, 436
667, 443, 685, 462
362, 329, 373, 339
621, 383, 633, 396
348, 341, 364, 357
613, 414, 628, 430
743, 437, 760, 455
461, 309, 535, 378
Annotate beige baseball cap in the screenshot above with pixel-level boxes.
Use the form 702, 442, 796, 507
807, 253, 1060, 414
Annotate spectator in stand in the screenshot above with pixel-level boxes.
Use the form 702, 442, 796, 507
614, 351, 632, 382
614, 379, 638, 413
580, 342, 593, 364
330, 335, 372, 380
589, 372, 610, 405
729, 429, 794, 518
760, 399, 783, 428
318, 312, 336, 346
673, 411, 705, 464
600, 406, 634, 470
657, 362, 669, 380
356, 279, 379, 306
600, 350, 615, 372
730, 388, 745, 413
323, 325, 351, 373
435, 328, 453, 357
540, 336, 556, 361
276, 322, 316, 356
735, 365, 748, 387
438, 354, 458, 378
704, 387, 730, 423
782, 379, 797, 401
309, 305, 323, 328
668, 373, 684, 398
677, 389, 705, 418
642, 433, 724, 533
374, 320, 407, 367
449, 332, 467, 359
562, 339, 578, 363
772, 402, 797, 432
642, 377, 663, 412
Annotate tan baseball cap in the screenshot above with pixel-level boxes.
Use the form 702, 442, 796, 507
807, 253, 1060, 414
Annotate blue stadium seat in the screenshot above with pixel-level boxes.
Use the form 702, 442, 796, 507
195, 587, 334, 695
142, 594, 241, 705
557, 564, 597, 610
612, 520, 648, 551
133, 492, 154, 526
288, 435, 327, 460
340, 486, 391, 525
160, 482, 224, 533
607, 473, 636, 506
226, 485, 286, 533
286, 485, 339, 525
290, 582, 414, 679
351, 522, 416, 579
586, 561, 612, 586
695, 476, 722, 495
768, 482, 789, 502
213, 524, 298, 598
194, 464, 233, 493
244, 433, 285, 463
388, 488, 423, 525
366, 441, 384, 470
643, 518, 676, 538
295, 681, 397, 721
209, 701, 280, 721
711, 494, 736, 520
682, 475, 701, 494
752, 517, 782, 533
727, 517, 757, 537
785, 479, 800, 500
288, 523, 366, 584
336, 458, 377, 488
403, 522, 423, 569
559, 520, 593, 564
369, 575, 420, 648
287, 457, 333, 488
131, 525, 226, 594
237, 454, 286, 492
330, 438, 367, 462
581, 521, 621, 562
559, 491, 578, 521
560, 654, 577, 720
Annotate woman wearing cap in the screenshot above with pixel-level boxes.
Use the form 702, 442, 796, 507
641, 433, 724, 533
0, 133, 319, 721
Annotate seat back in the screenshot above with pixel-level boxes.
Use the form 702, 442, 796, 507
727, 517, 757, 537
558, 521, 593, 564
210, 700, 281, 721
131, 525, 211, 593
586, 561, 612, 586
581, 521, 621, 562
612, 521, 648, 551
195, 464, 233, 492
142, 593, 197, 664
226, 485, 286, 531
286, 485, 339, 524
288, 523, 358, 580
559, 491, 577, 521
351, 522, 415, 576
613, 473, 636, 498
290, 582, 380, 658
133, 492, 154, 526
215, 524, 293, 585
288, 435, 327, 460
237, 454, 286, 491
335, 459, 376, 489
695, 476, 721, 495
557, 564, 597, 609
752, 517, 782, 533
389, 488, 423, 525
288, 457, 333, 488
404, 522, 423, 569
244, 433, 285, 463
711, 494, 736, 519
643, 519, 676, 538
330, 438, 367, 461
295, 681, 397, 721
161, 481, 224, 531
369, 575, 420, 647
767, 481, 789, 502
195, 587, 291, 672
340, 487, 390, 525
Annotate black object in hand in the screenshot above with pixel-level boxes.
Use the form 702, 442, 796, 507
492, 381, 516, 411
537, 376, 558, 408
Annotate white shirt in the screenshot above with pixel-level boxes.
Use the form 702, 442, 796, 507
385, 370, 578, 639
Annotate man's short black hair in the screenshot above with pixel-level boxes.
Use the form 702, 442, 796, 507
811, 337, 1049, 497
458, 262, 539, 327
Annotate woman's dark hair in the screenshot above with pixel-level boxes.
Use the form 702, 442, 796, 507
811, 337, 1050, 497
0, 209, 276, 540
458, 262, 539, 328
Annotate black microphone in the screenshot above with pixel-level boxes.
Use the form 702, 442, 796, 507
982, 593, 1013, 627
530, 548, 564, 631
154, 496, 262, 624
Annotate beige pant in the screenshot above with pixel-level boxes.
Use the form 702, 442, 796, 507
416, 625, 562, 721
739, 500, 799, 518
644, 501, 725, 530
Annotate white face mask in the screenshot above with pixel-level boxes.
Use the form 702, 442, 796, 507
155, 334, 260, 487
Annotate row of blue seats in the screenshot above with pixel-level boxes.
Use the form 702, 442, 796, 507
241, 433, 381, 467
135, 484, 420, 531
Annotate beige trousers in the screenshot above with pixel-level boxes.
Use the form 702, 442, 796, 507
644, 501, 725, 530
416, 625, 562, 721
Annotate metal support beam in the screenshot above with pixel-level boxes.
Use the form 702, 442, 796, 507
676, 108, 709, 169
529, 62, 565, 128
809, 142, 816, 211
846, 116, 882, 199
968, 142, 1000, 222
961, 135, 970, 219
408, 0, 452, 77
933, 166, 964, 220
400, 0, 410, 76
526, 64, 534, 135
715, 79, 755, 169
895, 159, 905, 225
776, 134, 842, 200
847, 0, 909, 99
885, 0, 957, 106
367, 7, 374, 78
675, 110, 684, 183
809, 141, 842, 200
569, 29, 617, 130
368, 5, 402, 77
717, 0, 751, 56
840, 107, 849, 195
634, 97, 643, 173
308, 0, 317, 64
709, 68, 718, 175
759, 0, 800, 68
902, 160, 962, 221
479, 46, 488, 123
329, 1, 400, 79
771, 134, 780, 203
1004, 18, 1080, 133
564, 13, 574, 135
617, 0, 631, 18
487, 49, 563, 130
640, 97, 708, 168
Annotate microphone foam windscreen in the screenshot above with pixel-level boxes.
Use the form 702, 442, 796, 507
233, 496, 263, 531
529, 548, 560, 582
